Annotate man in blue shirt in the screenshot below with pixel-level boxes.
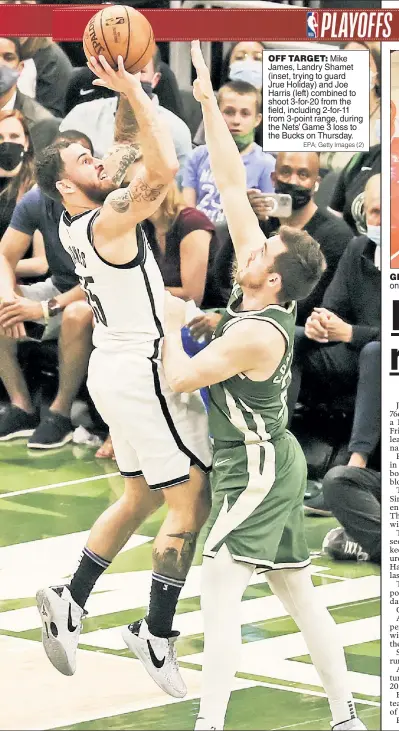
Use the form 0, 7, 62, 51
0, 132, 94, 448
183, 79, 275, 223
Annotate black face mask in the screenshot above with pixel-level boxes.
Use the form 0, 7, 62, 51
141, 81, 153, 99
0, 142, 25, 171
274, 179, 313, 210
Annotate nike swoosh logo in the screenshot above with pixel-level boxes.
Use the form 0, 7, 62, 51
67, 603, 77, 632
147, 640, 165, 668
215, 458, 231, 467
80, 88, 94, 96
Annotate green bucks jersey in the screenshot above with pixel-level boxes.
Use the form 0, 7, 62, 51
208, 283, 296, 444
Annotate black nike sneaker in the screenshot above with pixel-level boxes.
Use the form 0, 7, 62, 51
28, 410, 73, 449
322, 528, 370, 562
122, 618, 186, 698
36, 585, 86, 676
0, 405, 38, 441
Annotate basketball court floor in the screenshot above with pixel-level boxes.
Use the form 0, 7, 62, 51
0, 441, 381, 730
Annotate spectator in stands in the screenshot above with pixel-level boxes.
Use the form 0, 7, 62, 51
59, 46, 192, 186
322, 462, 380, 564
194, 41, 265, 148
183, 80, 274, 224
320, 43, 381, 173
64, 43, 184, 120
221, 41, 264, 89
143, 181, 218, 308
0, 109, 35, 239
0, 130, 94, 448
208, 151, 352, 318
142, 45, 185, 121
18, 37, 73, 118
330, 143, 381, 235
344, 42, 380, 147
287, 174, 381, 506
0, 36, 58, 152
0, 108, 49, 284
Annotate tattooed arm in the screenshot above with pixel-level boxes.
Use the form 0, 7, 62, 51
102, 95, 141, 187
89, 55, 179, 236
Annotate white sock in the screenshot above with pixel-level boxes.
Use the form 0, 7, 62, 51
197, 545, 253, 729
266, 566, 357, 725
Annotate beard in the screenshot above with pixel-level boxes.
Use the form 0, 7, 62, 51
76, 179, 117, 204
236, 269, 264, 290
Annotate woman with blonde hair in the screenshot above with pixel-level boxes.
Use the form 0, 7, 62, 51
143, 179, 219, 307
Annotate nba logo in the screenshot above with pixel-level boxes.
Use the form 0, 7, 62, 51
306, 11, 319, 38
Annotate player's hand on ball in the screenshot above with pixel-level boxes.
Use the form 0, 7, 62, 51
87, 54, 141, 95
191, 40, 214, 103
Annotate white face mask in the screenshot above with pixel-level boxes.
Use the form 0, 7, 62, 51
367, 224, 380, 247
229, 60, 263, 90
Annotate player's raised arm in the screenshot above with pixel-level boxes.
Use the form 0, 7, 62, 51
191, 40, 266, 261
88, 55, 179, 231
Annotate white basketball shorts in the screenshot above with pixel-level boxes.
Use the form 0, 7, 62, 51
88, 347, 212, 489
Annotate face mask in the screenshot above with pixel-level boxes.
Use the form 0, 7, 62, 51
229, 60, 263, 90
367, 224, 380, 247
141, 81, 153, 99
274, 179, 313, 210
232, 130, 255, 152
0, 142, 25, 171
0, 65, 19, 95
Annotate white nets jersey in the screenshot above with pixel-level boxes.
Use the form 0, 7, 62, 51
59, 208, 165, 357
58, 206, 212, 488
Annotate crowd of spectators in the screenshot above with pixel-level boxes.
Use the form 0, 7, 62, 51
0, 31, 381, 564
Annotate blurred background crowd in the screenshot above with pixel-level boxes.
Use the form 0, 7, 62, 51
0, 0, 381, 567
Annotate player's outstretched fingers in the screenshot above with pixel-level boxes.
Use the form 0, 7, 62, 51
97, 54, 116, 75
117, 54, 126, 74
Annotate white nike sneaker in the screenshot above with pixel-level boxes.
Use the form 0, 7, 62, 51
36, 585, 85, 676
332, 718, 367, 730
194, 718, 218, 730
121, 618, 186, 698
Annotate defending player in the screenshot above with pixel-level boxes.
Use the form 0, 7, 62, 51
161, 42, 367, 731
34, 56, 211, 698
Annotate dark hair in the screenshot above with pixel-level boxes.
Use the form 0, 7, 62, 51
273, 226, 326, 304
218, 79, 262, 114
0, 109, 35, 203
220, 41, 266, 86
56, 129, 94, 155
35, 140, 71, 201
2, 36, 22, 61
342, 41, 380, 99
370, 46, 381, 99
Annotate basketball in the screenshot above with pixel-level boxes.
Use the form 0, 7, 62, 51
83, 4, 155, 74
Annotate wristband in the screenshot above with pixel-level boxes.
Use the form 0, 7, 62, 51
41, 300, 50, 323
48, 298, 62, 318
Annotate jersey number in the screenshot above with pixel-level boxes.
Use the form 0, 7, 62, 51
80, 276, 107, 326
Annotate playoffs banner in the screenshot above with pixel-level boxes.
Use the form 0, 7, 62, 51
0, 5, 396, 41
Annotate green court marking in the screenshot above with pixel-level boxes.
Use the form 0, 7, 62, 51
0, 443, 381, 731
54, 685, 380, 731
